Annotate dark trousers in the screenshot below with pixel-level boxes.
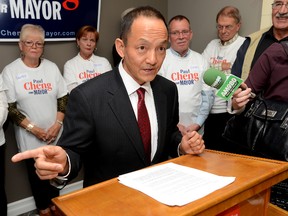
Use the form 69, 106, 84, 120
0, 144, 7, 216
25, 159, 59, 210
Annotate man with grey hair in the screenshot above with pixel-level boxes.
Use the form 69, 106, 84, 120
232, 0, 288, 80
202, 6, 245, 152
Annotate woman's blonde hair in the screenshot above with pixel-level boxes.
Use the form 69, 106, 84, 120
19, 24, 45, 42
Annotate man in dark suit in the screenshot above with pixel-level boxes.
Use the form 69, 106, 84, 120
11, 6, 205, 188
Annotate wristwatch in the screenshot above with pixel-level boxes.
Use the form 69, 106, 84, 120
57, 120, 63, 126
26, 123, 34, 132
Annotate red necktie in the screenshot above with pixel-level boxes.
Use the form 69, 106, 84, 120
137, 88, 151, 162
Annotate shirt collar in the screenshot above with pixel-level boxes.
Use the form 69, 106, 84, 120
219, 33, 239, 46
118, 60, 152, 96
266, 26, 288, 42
77, 52, 93, 61
170, 47, 191, 57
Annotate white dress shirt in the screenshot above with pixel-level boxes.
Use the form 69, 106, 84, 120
118, 61, 158, 161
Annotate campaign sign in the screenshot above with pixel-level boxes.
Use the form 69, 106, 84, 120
216, 74, 243, 101
0, 0, 101, 41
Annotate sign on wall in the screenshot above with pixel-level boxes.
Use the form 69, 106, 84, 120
0, 0, 101, 41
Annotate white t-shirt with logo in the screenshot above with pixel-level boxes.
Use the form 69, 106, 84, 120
3, 58, 68, 151
64, 53, 112, 92
0, 73, 7, 146
159, 48, 209, 127
202, 36, 245, 113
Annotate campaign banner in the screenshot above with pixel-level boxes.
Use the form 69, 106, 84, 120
0, 0, 101, 41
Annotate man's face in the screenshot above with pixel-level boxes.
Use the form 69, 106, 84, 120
272, 0, 288, 31
169, 19, 192, 56
217, 15, 240, 42
117, 16, 168, 85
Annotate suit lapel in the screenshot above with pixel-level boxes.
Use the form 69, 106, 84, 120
151, 77, 168, 162
107, 69, 147, 163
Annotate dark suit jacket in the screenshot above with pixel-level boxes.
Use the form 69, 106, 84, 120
58, 68, 182, 187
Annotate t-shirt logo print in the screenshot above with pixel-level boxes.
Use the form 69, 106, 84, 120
24, 79, 52, 95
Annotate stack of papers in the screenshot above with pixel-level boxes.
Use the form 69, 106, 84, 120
118, 162, 235, 206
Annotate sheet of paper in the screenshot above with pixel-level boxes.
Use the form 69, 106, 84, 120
118, 162, 235, 206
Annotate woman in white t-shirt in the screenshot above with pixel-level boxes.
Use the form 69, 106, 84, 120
0, 73, 8, 216
2, 24, 68, 216
64, 25, 112, 93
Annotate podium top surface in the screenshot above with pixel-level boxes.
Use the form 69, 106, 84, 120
53, 150, 288, 216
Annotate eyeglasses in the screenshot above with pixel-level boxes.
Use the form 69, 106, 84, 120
169, 30, 191, 37
22, 40, 44, 48
216, 25, 234, 31
272, 2, 288, 9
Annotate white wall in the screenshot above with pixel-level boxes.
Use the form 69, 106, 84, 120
261, 0, 273, 29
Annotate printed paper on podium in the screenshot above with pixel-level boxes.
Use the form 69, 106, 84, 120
118, 162, 235, 206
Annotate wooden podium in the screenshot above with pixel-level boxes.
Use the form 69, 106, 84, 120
52, 150, 288, 216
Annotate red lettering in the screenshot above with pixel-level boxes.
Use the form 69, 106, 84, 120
193, 73, 199, 81
171, 72, 178, 81
211, 57, 228, 65
171, 72, 199, 81
182, 74, 190, 80
79, 72, 102, 80
211, 58, 222, 64
62, 0, 79, 11
24, 82, 32, 90
24, 82, 52, 91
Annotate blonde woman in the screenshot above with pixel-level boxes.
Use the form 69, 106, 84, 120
2, 24, 68, 216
